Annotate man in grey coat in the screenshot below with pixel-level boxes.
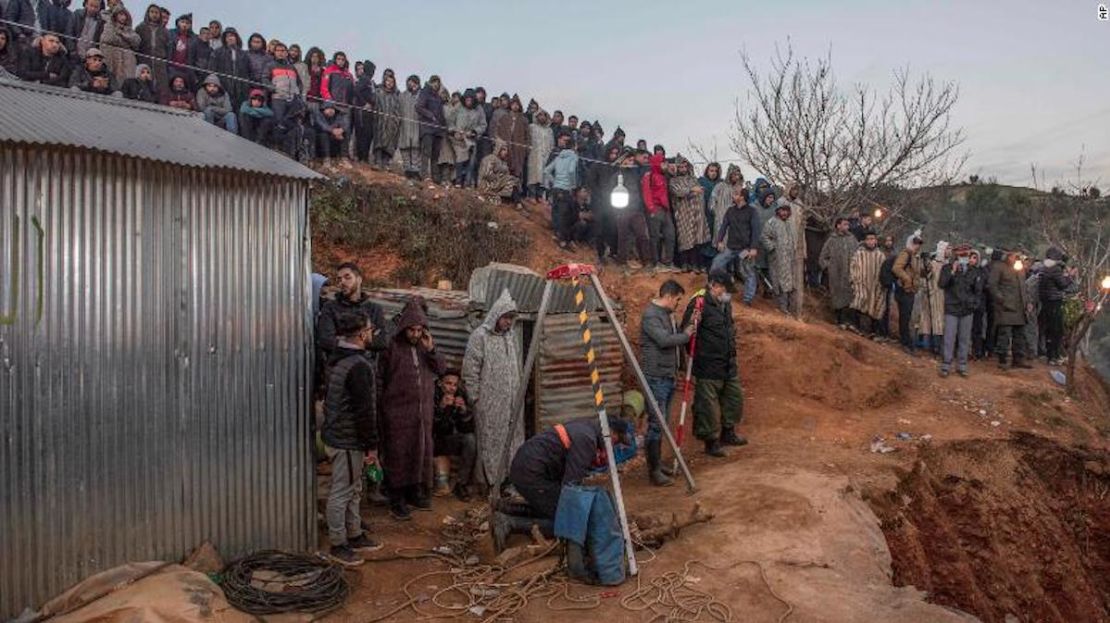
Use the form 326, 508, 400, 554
639, 279, 694, 486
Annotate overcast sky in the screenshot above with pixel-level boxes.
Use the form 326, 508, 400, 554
164, 0, 1109, 188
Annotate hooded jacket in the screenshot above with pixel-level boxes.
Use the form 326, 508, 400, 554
1038, 261, 1075, 303
415, 80, 447, 138
710, 164, 744, 235
302, 46, 325, 99
462, 290, 522, 486
167, 17, 201, 78
99, 5, 139, 83
195, 74, 232, 116
527, 111, 554, 186
373, 75, 403, 153
989, 256, 1028, 326
160, 77, 196, 110
134, 4, 168, 87
0, 26, 20, 73
378, 299, 446, 489
121, 63, 158, 102
17, 35, 70, 86
208, 28, 250, 107
313, 102, 349, 135
641, 153, 671, 215
320, 57, 353, 104
449, 89, 487, 159
245, 33, 274, 84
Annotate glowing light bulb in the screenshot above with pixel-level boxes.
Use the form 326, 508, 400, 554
1102, 275, 1110, 291
611, 173, 629, 209
1013, 259, 1024, 271
873, 208, 883, 219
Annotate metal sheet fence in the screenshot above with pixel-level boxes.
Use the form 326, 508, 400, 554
0, 145, 314, 618
535, 312, 624, 428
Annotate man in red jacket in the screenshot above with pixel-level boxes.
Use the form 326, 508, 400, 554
642, 152, 676, 272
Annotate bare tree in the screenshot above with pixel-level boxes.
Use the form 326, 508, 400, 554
730, 41, 968, 231
1033, 152, 1110, 397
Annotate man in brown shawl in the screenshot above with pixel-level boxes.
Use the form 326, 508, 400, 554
378, 298, 446, 521
479, 140, 520, 201
493, 94, 530, 181
668, 155, 710, 272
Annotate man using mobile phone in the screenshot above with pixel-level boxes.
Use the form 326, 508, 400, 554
321, 311, 383, 567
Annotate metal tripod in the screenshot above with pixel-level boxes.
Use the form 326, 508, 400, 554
490, 263, 698, 577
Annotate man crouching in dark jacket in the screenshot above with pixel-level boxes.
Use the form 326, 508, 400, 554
321, 310, 384, 567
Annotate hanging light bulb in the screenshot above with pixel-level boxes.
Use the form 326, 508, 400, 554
873, 208, 883, 219
611, 172, 629, 209
1013, 258, 1024, 272
1101, 275, 1110, 291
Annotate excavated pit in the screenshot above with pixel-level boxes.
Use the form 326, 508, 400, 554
870, 432, 1110, 623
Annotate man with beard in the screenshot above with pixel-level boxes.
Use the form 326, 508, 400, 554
683, 272, 745, 458
316, 262, 388, 365
378, 299, 446, 521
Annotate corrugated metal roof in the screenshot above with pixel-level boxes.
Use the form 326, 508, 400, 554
0, 78, 322, 180
468, 263, 605, 314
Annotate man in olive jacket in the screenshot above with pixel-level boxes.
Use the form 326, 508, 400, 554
682, 271, 744, 458
988, 251, 1032, 370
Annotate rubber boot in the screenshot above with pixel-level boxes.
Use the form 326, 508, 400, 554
721, 428, 749, 447
646, 440, 674, 487
704, 439, 726, 458
492, 512, 554, 553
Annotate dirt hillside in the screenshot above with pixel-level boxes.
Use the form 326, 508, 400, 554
310, 165, 1110, 623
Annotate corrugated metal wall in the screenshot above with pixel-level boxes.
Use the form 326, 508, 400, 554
0, 145, 314, 618
364, 288, 480, 371
535, 312, 623, 427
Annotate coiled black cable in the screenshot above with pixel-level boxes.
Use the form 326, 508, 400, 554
220, 550, 349, 615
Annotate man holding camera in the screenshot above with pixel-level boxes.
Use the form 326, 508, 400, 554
938, 245, 985, 377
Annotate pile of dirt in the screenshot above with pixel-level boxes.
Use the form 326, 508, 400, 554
870, 432, 1110, 623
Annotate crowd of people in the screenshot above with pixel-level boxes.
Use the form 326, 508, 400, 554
812, 217, 1082, 376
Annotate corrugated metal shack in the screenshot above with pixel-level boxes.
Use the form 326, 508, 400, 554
0, 80, 321, 618
469, 264, 624, 431
357, 264, 625, 435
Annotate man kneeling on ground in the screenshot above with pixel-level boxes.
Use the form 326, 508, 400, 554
493, 416, 632, 553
